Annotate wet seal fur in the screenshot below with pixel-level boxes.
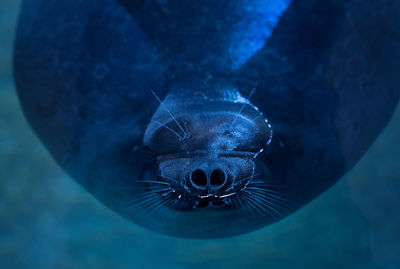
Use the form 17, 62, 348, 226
14, 0, 400, 238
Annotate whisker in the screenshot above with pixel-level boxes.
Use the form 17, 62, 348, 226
249, 193, 295, 208
242, 195, 269, 218
229, 196, 240, 209
242, 192, 277, 219
150, 119, 184, 140
120, 194, 160, 214
233, 195, 245, 210
230, 84, 257, 129
246, 181, 281, 187
244, 193, 276, 219
245, 185, 287, 195
234, 196, 245, 211
136, 180, 171, 186
234, 195, 254, 217
245, 187, 296, 205
239, 173, 262, 182
117, 193, 156, 210
135, 194, 166, 210
142, 187, 173, 193
149, 194, 179, 215
264, 196, 297, 209
145, 198, 169, 216
255, 195, 284, 218
161, 189, 175, 197
168, 200, 179, 211
137, 199, 160, 216
252, 195, 281, 219
151, 89, 189, 139
169, 198, 185, 212
123, 191, 163, 204
160, 175, 179, 185
163, 198, 177, 209
117, 187, 171, 209
243, 190, 286, 216
238, 194, 267, 219
258, 197, 291, 214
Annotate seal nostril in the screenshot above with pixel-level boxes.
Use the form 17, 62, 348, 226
210, 169, 226, 187
191, 169, 207, 187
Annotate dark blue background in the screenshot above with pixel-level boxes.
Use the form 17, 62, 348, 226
1, 1, 399, 268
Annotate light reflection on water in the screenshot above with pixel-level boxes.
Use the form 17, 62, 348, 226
1, 1, 399, 268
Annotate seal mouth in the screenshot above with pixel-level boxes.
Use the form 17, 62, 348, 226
193, 198, 229, 209
191, 188, 244, 209
128, 170, 296, 223
133, 168, 287, 213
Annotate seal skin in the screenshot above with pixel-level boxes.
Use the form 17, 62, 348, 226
14, 0, 400, 238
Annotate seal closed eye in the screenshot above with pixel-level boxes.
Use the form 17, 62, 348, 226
13, 0, 400, 238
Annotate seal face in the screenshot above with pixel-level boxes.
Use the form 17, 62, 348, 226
142, 86, 274, 211
14, 0, 400, 238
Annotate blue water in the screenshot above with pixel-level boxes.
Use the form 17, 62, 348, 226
1, 2, 399, 268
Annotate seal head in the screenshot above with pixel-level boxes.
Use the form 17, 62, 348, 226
128, 83, 284, 237
143, 84, 273, 210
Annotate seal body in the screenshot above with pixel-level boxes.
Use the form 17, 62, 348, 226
14, 0, 400, 238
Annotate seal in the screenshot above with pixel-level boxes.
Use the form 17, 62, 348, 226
14, 0, 400, 238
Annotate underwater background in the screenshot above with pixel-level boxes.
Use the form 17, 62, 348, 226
1, 1, 399, 268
